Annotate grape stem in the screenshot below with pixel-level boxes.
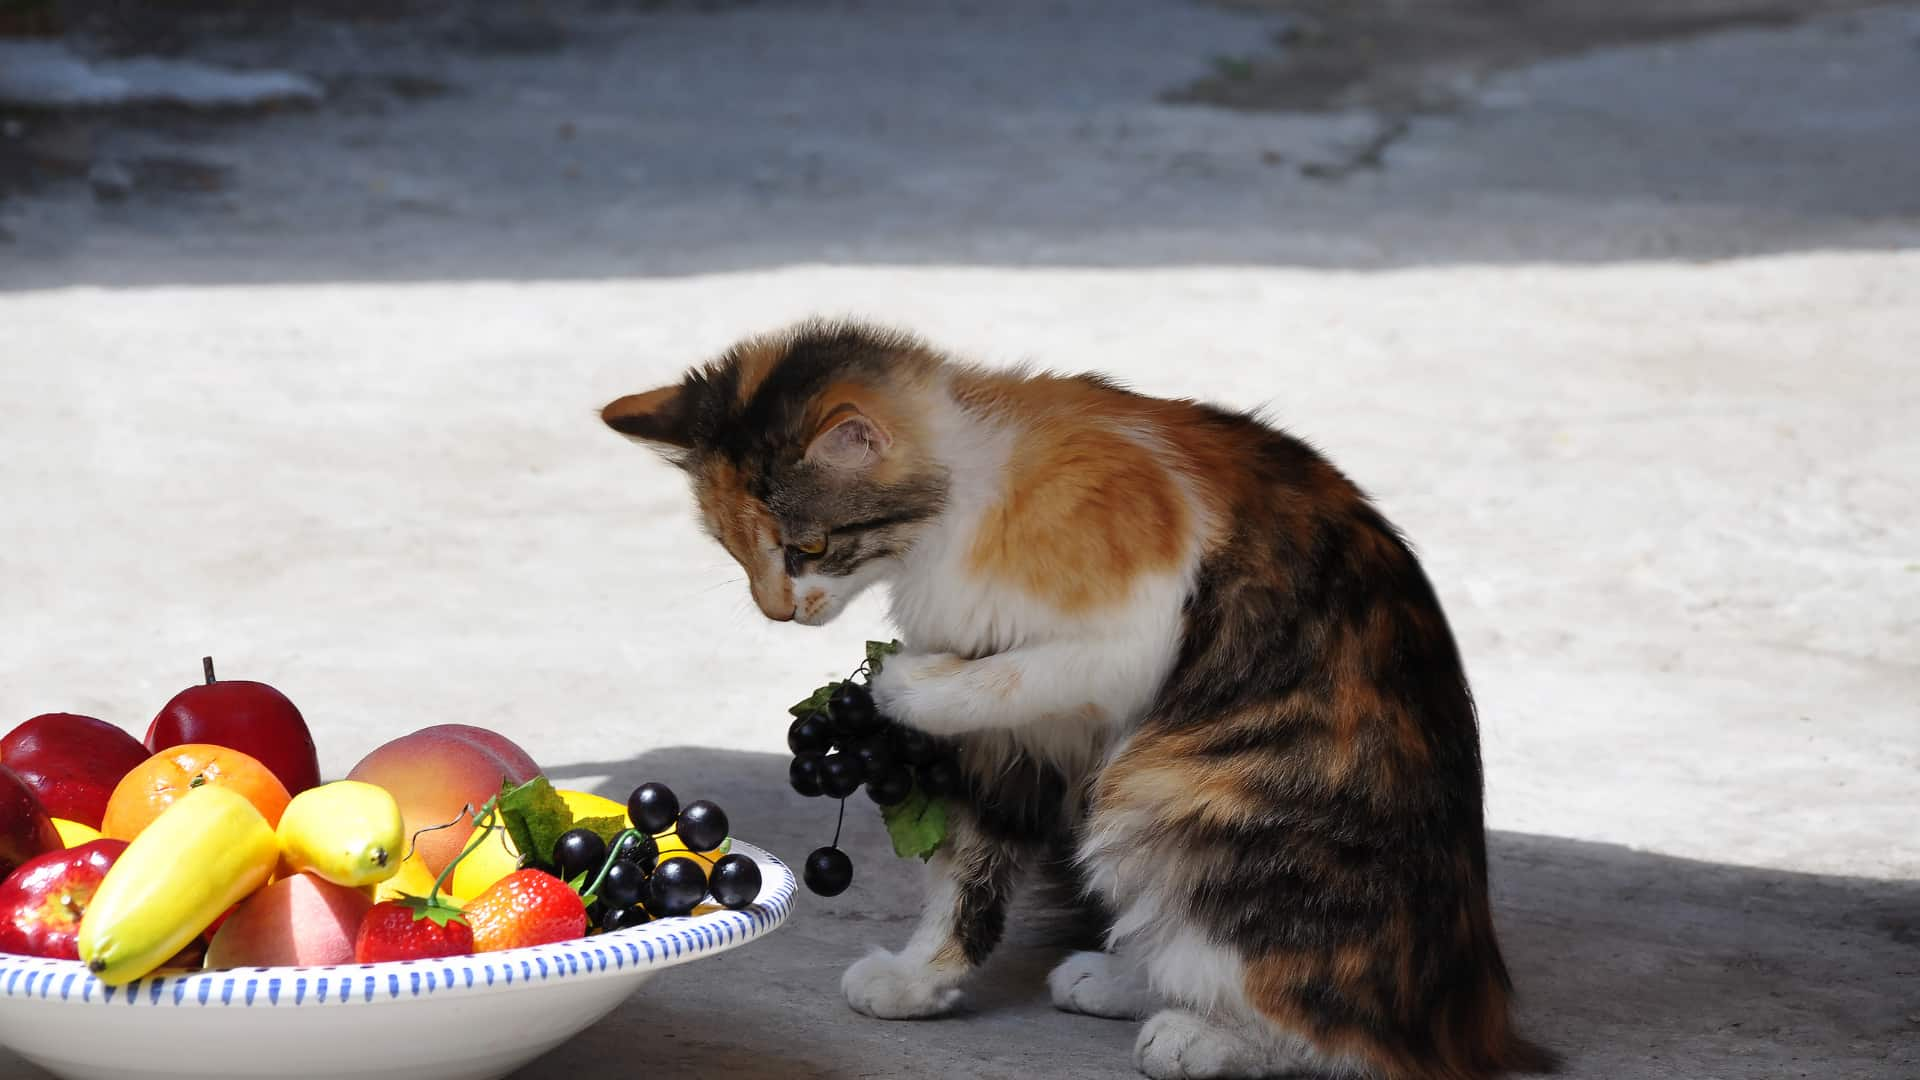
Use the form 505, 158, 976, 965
426, 798, 498, 906
580, 827, 646, 903
202, 656, 217, 684
831, 797, 846, 848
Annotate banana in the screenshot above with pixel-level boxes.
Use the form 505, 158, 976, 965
78, 784, 278, 985
276, 780, 405, 887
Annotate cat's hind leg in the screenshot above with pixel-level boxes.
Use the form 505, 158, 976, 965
1049, 948, 1156, 1020
842, 813, 1017, 1019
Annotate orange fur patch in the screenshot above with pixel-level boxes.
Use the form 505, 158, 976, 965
964, 403, 1189, 612
731, 340, 785, 405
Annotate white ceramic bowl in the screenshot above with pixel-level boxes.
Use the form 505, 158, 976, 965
0, 840, 794, 1080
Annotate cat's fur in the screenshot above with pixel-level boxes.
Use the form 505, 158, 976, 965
602, 321, 1550, 1080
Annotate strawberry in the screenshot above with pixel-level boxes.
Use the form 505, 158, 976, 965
353, 896, 473, 963
464, 869, 588, 952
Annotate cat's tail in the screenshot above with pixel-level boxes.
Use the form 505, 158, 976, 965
1397, 939, 1560, 1080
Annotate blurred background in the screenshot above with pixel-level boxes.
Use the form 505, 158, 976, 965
1, 1, 1914, 1077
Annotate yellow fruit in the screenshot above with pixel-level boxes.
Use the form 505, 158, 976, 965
78, 785, 279, 985
51, 818, 102, 848
372, 851, 438, 904
276, 780, 405, 887
448, 789, 630, 900
557, 790, 628, 823
448, 823, 520, 900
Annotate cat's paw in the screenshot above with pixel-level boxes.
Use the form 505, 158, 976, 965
1134, 1009, 1290, 1079
1050, 950, 1154, 1020
842, 948, 963, 1020
868, 652, 958, 730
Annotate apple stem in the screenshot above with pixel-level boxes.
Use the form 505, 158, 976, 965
202, 656, 217, 684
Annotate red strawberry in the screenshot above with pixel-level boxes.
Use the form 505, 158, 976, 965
465, 869, 587, 952
353, 896, 473, 963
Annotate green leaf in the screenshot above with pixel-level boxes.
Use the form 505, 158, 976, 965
574, 814, 628, 847
497, 776, 575, 868
879, 786, 948, 861
395, 893, 468, 928
788, 682, 836, 719
865, 639, 903, 673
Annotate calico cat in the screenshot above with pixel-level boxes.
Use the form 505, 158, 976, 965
601, 321, 1550, 1080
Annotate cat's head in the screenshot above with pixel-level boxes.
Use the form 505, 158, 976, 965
601, 321, 949, 626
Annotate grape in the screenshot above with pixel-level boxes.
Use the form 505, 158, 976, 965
803, 846, 853, 897
627, 782, 680, 835
891, 725, 939, 767
917, 758, 960, 798
585, 899, 606, 929
789, 753, 826, 797
865, 763, 914, 806
819, 752, 864, 799
552, 828, 608, 884
787, 713, 834, 755
709, 853, 763, 909
646, 856, 709, 917
828, 681, 881, 736
676, 799, 730, 852
602, 904, 652, 932
599, 859, 647, 909
611, 831, 658, 874
852, 736, 896, 782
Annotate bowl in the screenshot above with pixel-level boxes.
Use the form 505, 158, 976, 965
0, 840, 794, 1080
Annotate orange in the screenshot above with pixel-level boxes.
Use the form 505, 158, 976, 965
102, 744, 293, 841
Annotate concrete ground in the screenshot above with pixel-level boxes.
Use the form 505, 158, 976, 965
1, 1, 1916, 1077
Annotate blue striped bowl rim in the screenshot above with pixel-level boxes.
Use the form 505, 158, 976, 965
0, 840, 794, 1009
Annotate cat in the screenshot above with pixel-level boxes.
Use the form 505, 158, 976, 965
601, 320, 1551, 1080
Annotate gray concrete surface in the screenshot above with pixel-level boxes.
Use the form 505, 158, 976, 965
1, 1, 1916, 1077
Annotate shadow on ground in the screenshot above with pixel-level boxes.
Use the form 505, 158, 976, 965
529, 747, 1918, 1080
2, 0, 1918, 288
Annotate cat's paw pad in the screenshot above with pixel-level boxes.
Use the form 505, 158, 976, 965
1134, 1009, 1274, 1080
842, 949, 962, 1020
1050, 951, 1152, 1020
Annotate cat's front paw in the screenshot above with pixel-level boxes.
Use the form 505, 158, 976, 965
868, 652, 956, 730
841, 948, 963, 1019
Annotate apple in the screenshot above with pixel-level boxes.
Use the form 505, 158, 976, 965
205, 873, 372, 969
0, 839, 128, 960
0, 713, 152, 829
0, 765, 61, 880
145, 657, 321, 795
346, 725, 540, 876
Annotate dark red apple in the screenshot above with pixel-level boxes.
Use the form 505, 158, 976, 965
0, 839, 128, 959
0, 714, 152, 828
0, 765, 62, 881
145, 657, 321, 795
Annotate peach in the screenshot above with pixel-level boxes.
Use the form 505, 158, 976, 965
204, 872, 372, 969
345, 725, 539, 877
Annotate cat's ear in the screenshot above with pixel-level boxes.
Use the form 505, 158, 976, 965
602, 385, 695, 451
806, 407, 891, 472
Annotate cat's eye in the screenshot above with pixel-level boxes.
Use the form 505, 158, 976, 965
791, 536, 828, 556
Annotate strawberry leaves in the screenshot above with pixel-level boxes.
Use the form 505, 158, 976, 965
393, 893, 467, 928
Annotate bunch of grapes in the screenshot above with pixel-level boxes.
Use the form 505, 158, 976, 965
787, 670, 959, 897
545, 782, 763, 932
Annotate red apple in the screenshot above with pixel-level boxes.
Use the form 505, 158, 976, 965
145, 657, 321, 795
346, 725, 540, 876
0, 765, 61, 881
0, 714, 152, 829
0, 839, 127, 959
